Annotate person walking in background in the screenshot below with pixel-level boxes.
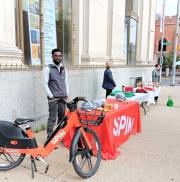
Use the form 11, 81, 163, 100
102, 61, 116, 98
152, 64, 161, 83
152, 64, 160, 102
43, 48, 69, 138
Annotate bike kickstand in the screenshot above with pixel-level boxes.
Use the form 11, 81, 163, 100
31, 156, 37, 178
36, 155, 49, 174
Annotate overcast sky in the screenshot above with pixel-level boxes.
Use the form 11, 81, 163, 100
156, 0, 178, 16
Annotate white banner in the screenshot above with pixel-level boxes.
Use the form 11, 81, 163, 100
44, 0, 57, 65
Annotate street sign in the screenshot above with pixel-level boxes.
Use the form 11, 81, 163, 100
175, 61, 180, 65
163, 42, 172, 46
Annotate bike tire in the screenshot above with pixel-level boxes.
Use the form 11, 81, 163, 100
72, 128, 101, 178
0, 152, 25, 171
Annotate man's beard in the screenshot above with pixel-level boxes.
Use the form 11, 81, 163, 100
53, 60, 61, 65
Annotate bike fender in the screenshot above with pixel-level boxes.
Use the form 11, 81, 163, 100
69, 128, 81, 163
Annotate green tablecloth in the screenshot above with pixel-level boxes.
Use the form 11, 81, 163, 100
124, 92, 135, 98
110, 90, 122, 96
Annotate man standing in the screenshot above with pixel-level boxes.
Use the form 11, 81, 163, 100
152, 64, 161, 83
102, 61, 116, 98
43, 49, 69, 138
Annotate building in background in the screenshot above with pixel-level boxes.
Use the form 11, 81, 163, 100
154, 15, 180, 68
0, 0, 156, 125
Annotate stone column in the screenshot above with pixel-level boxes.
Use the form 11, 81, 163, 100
106, 0, 113, 61
112, 0, 126, 65
147, 0, 156, 65
81, 0, 90, 63
0, 0, 22, 64
136, 0, 153, 65
136, 0, 143, 65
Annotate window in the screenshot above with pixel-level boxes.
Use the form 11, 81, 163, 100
158, 38, 167, 52
125, 17, 137, 65
131, 0, 138, 15
15, 0, 72, 66
55, 0, 72, 65
125, 0, 138, 17
128, 18, 137, 65
129, 18, 137, 65
125, 0, 138, 65
22, 0, 35, 65
16, 0, 40, 65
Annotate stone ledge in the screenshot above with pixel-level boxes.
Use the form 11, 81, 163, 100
0, 46, 23, 65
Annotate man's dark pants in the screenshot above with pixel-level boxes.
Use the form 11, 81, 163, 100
47, 98, 66, 138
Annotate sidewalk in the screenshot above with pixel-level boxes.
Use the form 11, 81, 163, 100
161, 76, 180, 86
1, 86, 180, 182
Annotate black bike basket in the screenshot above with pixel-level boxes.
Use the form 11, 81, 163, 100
77, 108, 105, 127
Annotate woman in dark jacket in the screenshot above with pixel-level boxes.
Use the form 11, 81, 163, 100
102, 61, 116, 98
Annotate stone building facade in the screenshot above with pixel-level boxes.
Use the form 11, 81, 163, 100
0, 0, 156, 126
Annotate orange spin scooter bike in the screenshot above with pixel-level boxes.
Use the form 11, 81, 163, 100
0, 97, 108, 178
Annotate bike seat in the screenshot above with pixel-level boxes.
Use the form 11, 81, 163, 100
14, 118, 34, 125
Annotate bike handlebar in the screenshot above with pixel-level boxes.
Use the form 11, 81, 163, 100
73, 96, 87, 103
66, 96, 87, 112
66, 96, 111, 113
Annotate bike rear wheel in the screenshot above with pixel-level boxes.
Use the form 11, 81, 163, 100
0, 151, 25, 171
72, 128, 101, 178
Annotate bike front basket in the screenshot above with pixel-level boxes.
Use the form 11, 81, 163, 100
77, 108, 105, 127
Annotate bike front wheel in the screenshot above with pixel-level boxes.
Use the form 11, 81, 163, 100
0, 151, 25, 171
72, 128, 101, 178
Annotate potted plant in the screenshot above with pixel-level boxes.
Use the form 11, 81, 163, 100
163, 53, 173, 76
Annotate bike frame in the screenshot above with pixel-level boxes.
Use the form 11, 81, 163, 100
1, 110, 93, 159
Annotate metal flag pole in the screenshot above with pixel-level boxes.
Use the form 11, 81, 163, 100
160, 0, 166, 82
172, 0, 180, 86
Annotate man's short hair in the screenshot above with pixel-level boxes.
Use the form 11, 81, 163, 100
51, 48, 62, 55
155, 64, 160, 68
